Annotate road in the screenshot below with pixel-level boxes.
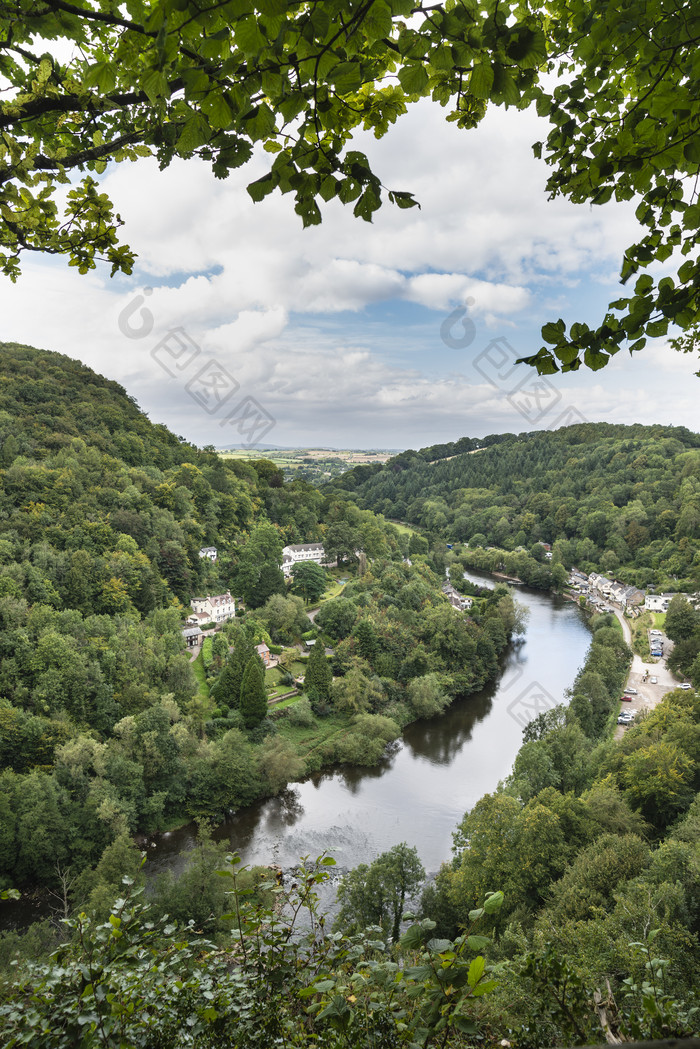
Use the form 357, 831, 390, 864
611, 608, 679, 738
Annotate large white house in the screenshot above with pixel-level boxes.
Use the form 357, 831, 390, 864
190, 592, 236, 623
198, 546, 218, 562
645, 593, 680, 612
281, 542, 326, 578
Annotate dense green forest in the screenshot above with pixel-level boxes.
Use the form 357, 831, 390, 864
1, 612, 698, 1047
326, 425, 700, 594
1, 345, 698, 1047
0, 343, 517, 901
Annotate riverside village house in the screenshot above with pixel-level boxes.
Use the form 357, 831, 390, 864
281, 542, 327, 577
189, 592, 236, 624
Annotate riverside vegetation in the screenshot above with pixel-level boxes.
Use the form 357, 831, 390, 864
0, 345, 698, 1045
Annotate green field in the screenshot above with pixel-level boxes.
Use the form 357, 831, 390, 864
218, 446, 400, 484
386, 519, 420, 536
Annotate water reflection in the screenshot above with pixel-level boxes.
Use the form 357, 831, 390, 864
136, 571, 592, 881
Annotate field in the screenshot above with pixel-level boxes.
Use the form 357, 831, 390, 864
386, 520, 420, 536
218, 446, 401, 483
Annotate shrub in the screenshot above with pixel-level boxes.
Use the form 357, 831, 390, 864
286, 697, 315, 727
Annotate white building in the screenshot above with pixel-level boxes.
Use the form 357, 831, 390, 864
644, 593, 680, 613
442, 581, 473, 612
199, 546, 218, 561
190, 592, 236, 623
281, 542, 326, 578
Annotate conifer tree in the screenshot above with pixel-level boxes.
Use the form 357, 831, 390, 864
240, 656, 268, 730
305, 642, 332, 703
211, 634, 254, 709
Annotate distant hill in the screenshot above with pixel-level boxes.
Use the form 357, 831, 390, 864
326, 422, 700, 592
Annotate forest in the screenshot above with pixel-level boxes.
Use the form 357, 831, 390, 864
326, 424, 700, 595
0, 344, 698, 1046
0, 342, 517, 902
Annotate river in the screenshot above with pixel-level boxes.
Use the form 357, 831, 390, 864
144, 571, 591, 883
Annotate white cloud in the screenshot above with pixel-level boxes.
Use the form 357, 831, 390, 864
1, 95, 696, 448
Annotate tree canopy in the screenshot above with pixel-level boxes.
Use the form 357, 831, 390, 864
0, 0, 542, 277
3, 0, 700, 373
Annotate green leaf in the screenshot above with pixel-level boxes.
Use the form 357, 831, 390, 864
469, 63, 494, 99
466, 934, 490, 951
328, 62, 363, 94
201, 93, 233, 130
400, 924, 425, 949
247, 174, 275, 202
84, 61, 116, 93
141, 70, 170, 104
482, 891, 504, 914
313, 979, 336, 992
235, 17, 266, 54
177, 112, 211, 152
541, 320, 565, 344
398, 64, 429, 95
467, 956, 485, 988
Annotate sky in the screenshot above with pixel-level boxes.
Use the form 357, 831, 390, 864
2, 96, 699, 451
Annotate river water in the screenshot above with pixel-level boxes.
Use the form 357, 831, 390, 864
144, 572, 591, 883
1, 573, 591, 931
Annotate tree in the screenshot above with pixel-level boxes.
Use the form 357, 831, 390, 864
235, 522, 285, 609
665, 595, 699, 642
0, 0, 545, 279
406, 673, 449, 719
257, 736, 305, 793
211, 633, 254, 709
239, 655, 268, 730
290, 561, 327, 605
334, 842, 425, 943
314, 596, 357, 640
522, 0, 700, 376
304, 640, 333, 702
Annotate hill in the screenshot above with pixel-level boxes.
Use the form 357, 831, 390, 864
0, 342, 518, 900
326, 423, 700, 593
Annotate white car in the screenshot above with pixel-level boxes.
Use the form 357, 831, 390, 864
650, 677, 657, 684
623, 688, 637, 695
679, 683, 693, 690
650, 629, 662, 636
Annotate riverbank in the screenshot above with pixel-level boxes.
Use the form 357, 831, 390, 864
1, 572, 596, 939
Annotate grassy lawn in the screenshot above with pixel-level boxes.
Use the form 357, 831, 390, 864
387, 520, 419, 536
191, 651, 210, 699
628, 611, 659, 660
264, 665, 293, 699
272, 695, 302, 710
653, 612, 667, 629
319, 578, 346, 602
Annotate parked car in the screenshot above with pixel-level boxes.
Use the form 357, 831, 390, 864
650, 677, 658, 684
621, 695, 633, 702
617, 714, 634, 725
679, 683, 692, 690
623, 688, 637, 694
650, 629, 662, 636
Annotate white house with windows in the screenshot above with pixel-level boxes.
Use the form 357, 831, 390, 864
199, 546, 218, 561
645, 593, 680, 613
442, 581, 473, 612
281, 542, 326, 578
190, 592, 236, 623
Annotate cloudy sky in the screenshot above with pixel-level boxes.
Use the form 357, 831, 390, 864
2, 96, 698, 451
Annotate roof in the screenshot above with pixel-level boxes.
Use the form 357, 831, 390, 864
192, 593, 233, 605
182, 627, 202, 638
284, 543, 324, 553
255, 643, 270, 654
199, 546, 217, 553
